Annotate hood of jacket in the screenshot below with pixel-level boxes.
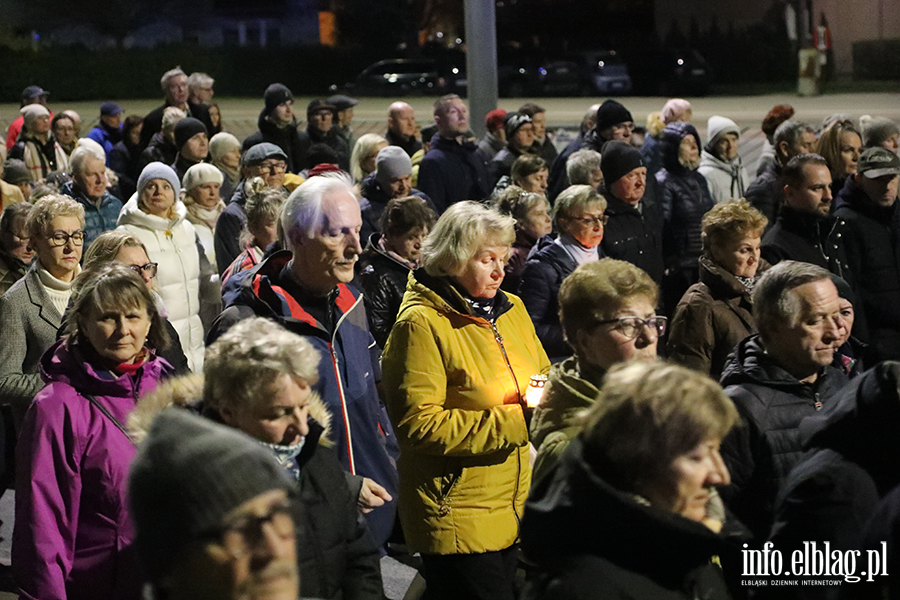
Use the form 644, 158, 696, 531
361, 232, 412, 271
522, 436, 736, 586
699, 149, 742, 176
397, 268, 514, 324
698, 254, 768, 301
720, 334, 836, 394
118, 193, 188, 231
40, 337, 170, 399
660, 122, 701, 176
834, 174, 899, 223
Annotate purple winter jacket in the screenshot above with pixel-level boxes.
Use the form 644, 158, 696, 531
13, 338, 171, 600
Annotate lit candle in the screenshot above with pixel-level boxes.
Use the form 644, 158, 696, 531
524, 374, 548, 408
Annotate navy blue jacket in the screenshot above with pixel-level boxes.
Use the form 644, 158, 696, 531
416, 134, 491, 214
59, 181, 122, 252
209, 251, 399, 546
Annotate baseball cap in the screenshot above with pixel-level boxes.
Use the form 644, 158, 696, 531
858, 147, 900, 179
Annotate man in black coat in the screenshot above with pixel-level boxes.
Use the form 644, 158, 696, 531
416, 94, 491, 214
833, 147, 900, 361
241, 83, 307, 175
719, 261, 850, 540
296, 99, 351, 173
140, 67, 213, 151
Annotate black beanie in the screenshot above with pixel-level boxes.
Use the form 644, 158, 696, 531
600, 141, 645, 185
173, 118, 207, 150
306, 143, 339, 167
595, 99, 634, 132
264, 83, 294, 116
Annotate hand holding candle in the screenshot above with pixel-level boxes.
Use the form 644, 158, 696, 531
525, 374, 548, 408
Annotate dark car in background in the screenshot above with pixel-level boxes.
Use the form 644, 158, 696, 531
626, 48, 712, 96
572, 50, 633, 95
499, 60, 585, 97
330, 57, 467, 97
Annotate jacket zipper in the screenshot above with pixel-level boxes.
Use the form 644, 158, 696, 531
329, 292, 365, 475
489, 320, 524, 528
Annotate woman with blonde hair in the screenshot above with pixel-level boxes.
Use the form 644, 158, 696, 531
816, 120, 862, 197
350, 133, 388, 184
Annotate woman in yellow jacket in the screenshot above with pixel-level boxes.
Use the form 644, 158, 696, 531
382, 201, 550, 600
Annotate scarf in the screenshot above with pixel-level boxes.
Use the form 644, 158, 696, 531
555, 235, 599, 266
21, 137, 69, 181
185, 200, 226, 231
377, 235, 418, 269
258, 438, 307, 481
214, 161, 241, 187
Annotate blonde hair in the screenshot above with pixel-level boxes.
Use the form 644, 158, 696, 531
25, 193, 85, 241
350, 134, 387, 183
553, 185, 607, 230
83, 230, 149, 272
580, 360, 738, 493
816, 121, 861, 180
421, 201, 515, 277
492, 186, 549, 225
701, 199, 768, 253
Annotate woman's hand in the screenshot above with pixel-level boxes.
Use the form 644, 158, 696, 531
358, 477, 393, 514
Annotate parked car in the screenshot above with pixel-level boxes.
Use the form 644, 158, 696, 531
571, 50, 633, 95
330, 58, 466, 96
499, 60, 585, 97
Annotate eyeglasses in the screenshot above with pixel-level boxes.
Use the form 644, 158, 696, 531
257, 162, 287, 174
204, 501, 294, 560
47, 230, 85, 247
594, 316, 668, 340
569, 214, 609, 227
130, 262, 158, 278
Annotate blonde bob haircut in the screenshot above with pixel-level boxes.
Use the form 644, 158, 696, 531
701, 199, 768, 254
580, 360, 738, 494
553, 184, 607, 229
558, 258, 658, 345
350, 133, 387, 183
25, 193, 86, 241
204, 317, 320, 415
83, 230, 150, 272
421, 200, 515, 278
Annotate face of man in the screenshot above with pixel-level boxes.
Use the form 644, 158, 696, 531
781, 131, 817, 161
337, 107, 353, 128
75, 156, 108, 200
762, 279, 846, 383
183, 132, 210, 162
857, 173, 900, 208
175, 489, 298, 600
510, 123, 536, 152
608, 167, 647, 205
713, 133, 739, 162
435, 99, 469, 139
101, 114, 122, 130
783, 163, 833, 216
166, 74, 189, 107
247, 159, 287, 190
272, 101, 294, 126
310, 109, 333, 134
531, 112, 546, 141
291, 189, 363, 295
389, 103, 417, 138
53, 118, 77, 148
388, 175, 412, 199
600, 121, 634, 143
192, 83, 214, 105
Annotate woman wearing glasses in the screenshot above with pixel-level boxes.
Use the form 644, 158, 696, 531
14, 263, 173, 600
519, 184, 606, 361
81, 230, 190, 375
530, 258, 663, 483
0, 194, 84, 427
667, 200, 768, 379
117, 162, 217, 371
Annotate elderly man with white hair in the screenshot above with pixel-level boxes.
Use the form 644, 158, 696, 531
59, 146, 122, 250
209, 174, 399, 549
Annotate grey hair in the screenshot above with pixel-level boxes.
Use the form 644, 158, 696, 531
774, 120, 815, 152
162, 107, 187, 134
186, 72, 214, 92
553, 184, 607, 230
160, 66, 187, 91
566, 149, 603, 185
204, 317, 320, 415
0, 202, 32, 236
281, 172, 354, 243
69, 146, 105, 176
752, 260, 833, 332
421, 201, 515, 277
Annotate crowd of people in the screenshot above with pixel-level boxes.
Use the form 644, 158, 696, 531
1, 65, 900, 600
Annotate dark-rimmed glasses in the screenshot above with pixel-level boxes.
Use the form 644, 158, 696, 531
203, 501, 294, 560
130, 262, 159, 278
47, 230, 85, 247
595, 316, 668, 340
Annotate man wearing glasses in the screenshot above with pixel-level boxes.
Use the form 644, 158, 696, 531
214, 142, 289, 276
130, 408, 301, 600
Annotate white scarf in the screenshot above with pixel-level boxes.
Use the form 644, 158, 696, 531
555, 235, 599, 266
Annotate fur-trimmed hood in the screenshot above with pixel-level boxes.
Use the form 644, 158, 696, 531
128, 373, 333, 447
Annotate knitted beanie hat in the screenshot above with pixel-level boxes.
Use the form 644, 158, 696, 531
860, 116, 900, 149
137, 162, 182, 197
209, 132, 241, 163
594, 100, 633, 132
129, 409, 293, 581
485, 109, 507, 132
182, 163, 224, 190
263, 83, 294, 116
706, 116, 741, 148
1, 159, 30, 185
660, 99, 691, 124
375, 145, 412, 189
173, 118, 208, 151
600, 141, 645, 185
503, 111, 533, 140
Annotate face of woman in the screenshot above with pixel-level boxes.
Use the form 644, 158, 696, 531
384, 227, 427, 263
511, 124, 536, 151
839, 131, 862, 177
679, 135, 700, 166
80, 302, 152, 364
222, 374, 311, 446
711, 233, 761, 279
883, 134, 900, 154
141, 178, 176, 217
208, 105, 221, 127
222, 148, 241, 170
183, 132, 210, 162
836, 297, 854, 346
560, 200, 605, 248
129, 123, 143, 146
33, 215, 84, 281
362, 141, 388, 176
2, 216, 34, 265
576, 298, 659, 372
456, 244, 507, 299
641, 438, 730, 523
250, 216, 278, 251
520, 169, 549, 195
520, 203, 552, 240
116, 245, 155, 287
189, 183, 221, 208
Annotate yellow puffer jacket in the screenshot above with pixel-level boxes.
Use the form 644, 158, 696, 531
382, 270, 550, 555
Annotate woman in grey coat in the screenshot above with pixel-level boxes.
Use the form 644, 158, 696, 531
0, 194, 85, 427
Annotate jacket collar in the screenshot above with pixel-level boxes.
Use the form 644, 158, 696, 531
776, 204, 832, 238
406, 268, 513, 323
23, 266, 61, 328
698, 254, 753, 300
118, 194, 187, 231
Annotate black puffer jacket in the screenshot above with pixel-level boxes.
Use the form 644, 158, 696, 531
138, 132, 178, 172
356, 233, 412, 348
600, 192, 665, 287
489, 146, 528, 188
767, 362, 900, 600
834, 177, 900, 360
522, 437, 743, 600
242, 110, 307, 174
518, 239, 581, 361
745, 161, 782, 227
718, 335, 849, 540
760, 205, 854, 288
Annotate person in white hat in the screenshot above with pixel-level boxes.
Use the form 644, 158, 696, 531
699, 115, 750, 203
182, 162, 225, 270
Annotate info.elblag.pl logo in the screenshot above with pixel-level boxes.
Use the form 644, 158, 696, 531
740, 542, 889, 588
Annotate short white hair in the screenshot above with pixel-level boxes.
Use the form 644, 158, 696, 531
70, 146, 105, 176
281, 173, 355, 244
186, 72, 214, 92
421, 201, 515, 277
566, 149, 603, 185
160, 66, 186, 91
162, 107, 187, 133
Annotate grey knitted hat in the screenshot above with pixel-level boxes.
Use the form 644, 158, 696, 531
129, 408, 293, 581
137, 162, 182, 197
375, 145, 412, 190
